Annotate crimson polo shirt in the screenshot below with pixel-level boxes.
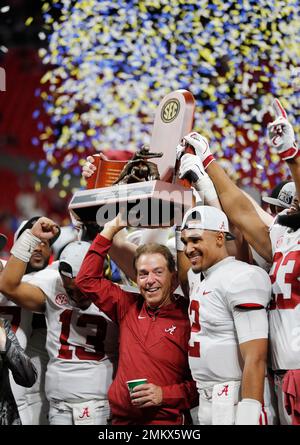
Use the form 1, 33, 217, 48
76, 234, 198, 425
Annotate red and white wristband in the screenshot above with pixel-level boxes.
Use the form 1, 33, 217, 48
203, 154, 215, 170
280, 145, 300, 161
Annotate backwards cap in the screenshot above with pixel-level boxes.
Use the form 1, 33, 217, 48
262, 182, 295, 209
181, 205, 235, 240
59, 241, 91, 279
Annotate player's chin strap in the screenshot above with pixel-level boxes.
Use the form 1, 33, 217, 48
235, 398, 262, 425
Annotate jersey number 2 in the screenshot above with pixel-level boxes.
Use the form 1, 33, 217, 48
189, 300, 201, 357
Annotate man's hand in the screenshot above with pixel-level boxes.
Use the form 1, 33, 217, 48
31, 217, 60, 242
82, 155, 97, 179
82, 153, 107, 178
181, 132, 215, 169
179, 153, 218, 204
179, 153, 206, 184
130, 383, 163, 408
268, 99, 298, 161
100, 211, 127, 241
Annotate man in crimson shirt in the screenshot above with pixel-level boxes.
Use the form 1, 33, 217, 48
75, 214, 198, 425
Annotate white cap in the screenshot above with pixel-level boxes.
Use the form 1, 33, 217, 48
181, 205, 235, 240
262, 182, 296, 209
59, 241, 91, 278
51, 226, 78, 260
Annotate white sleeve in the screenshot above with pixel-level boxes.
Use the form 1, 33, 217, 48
268, 209, 290, 256
233, 306, 268, 344
26, 268, 59, 299
225, 266, 271, 311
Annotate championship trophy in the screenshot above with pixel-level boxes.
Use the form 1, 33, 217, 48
68, 89, 195, 228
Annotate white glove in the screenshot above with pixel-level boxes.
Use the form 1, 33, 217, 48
176, 142, 185, 160
268, 99, 299, 161
82, 155, 97, 178
235, 398, 262, 425
179, 153, 218, 202
182, 132, 215, 169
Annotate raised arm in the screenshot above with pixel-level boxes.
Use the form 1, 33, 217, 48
109, 229, 137, 282
178, 132, 273, 262
206, 161, 272, 261
75, 214, 138, 322
0, 217, 59, 312
268, 98, 300, 200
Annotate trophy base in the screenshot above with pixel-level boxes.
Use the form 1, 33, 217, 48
69, 180, 193, 228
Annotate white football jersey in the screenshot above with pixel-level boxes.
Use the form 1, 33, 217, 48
269, 222, 300, 370
0, 261, 34, 349
29, 268, 119, 402
188, 256, 271, 387
0, 262, 35, 415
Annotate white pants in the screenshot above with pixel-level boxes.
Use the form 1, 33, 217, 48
49, 399, 110, 425
274, 374, 292, 425
26, 392, 49, 425
190, 405, 200, 425
26, 327, 49, 425
198, 378, 277, 425
9, 375, 32, 425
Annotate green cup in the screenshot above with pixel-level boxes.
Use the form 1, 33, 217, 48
126, 378, 148, 393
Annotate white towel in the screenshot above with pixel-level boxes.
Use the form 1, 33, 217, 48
212, 381, 241, 425
69, 401, 96, 425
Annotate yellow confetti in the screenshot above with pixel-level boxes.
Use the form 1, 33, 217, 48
25, 17, 33, 26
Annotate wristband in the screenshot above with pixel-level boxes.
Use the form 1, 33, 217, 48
235, 398, 262, 425
11, 229, 41, 263
203, 154, 215, 170
280, 145, 299, 161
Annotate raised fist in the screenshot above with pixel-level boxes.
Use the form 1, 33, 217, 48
31, 217, 60, 242
268, 99, 298, 161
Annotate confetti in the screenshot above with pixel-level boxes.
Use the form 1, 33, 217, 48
35, 0, 300, 193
